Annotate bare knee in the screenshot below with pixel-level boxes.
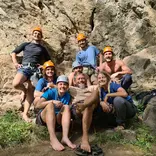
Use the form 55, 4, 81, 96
45, 103, 55, 111
13, 73, 27, 89
63, 105, 70, 112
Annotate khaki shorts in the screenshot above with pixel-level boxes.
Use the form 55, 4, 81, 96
83, 67, 95, 76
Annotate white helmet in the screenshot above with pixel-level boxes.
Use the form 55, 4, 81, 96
56, 75, 69, 84
72, 61, 82, 69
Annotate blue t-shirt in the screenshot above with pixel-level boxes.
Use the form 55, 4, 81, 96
100, 82, 133, 104
35, 78, 57, 91
76, 45, 99, 68
41, 88, 71, 114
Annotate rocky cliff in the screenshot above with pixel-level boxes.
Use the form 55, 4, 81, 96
0, 0, 156, 109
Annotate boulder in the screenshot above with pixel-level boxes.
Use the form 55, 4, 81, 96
143, 96, 156, 130
123, 46, 156, 90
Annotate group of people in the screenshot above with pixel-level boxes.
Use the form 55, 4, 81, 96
10, 27, 137, 154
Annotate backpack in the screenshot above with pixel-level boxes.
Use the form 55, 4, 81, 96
134, 89, 156, 108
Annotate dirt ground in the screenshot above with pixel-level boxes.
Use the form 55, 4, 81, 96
0, 140, 147, 156
0, 129, 149, 156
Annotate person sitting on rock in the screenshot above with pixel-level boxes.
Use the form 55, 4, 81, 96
97, 71, 136, 130
75, 33, 102, 81
68, 61, 91, 87
11, 27, 51, 122
35, 75, 76, 151
98, 46, 132, 90
69, 73, 99, 154
34, 60, 57, 105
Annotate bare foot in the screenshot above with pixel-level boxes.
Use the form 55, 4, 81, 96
81, 140, 91, 153
21, 113, 32, 123
61, 137, 76, 149
20, 92, 26, 104
50, 138, 65, 151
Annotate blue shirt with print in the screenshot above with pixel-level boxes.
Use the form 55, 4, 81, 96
76, 45, 99, 68
41, 88, 71, 114
100, 82, 133, 104
35, 78, 57, 91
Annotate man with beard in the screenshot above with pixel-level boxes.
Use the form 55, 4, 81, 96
75, 33, 102, 79
69, 73, 99, 154
99, 46, 132, 90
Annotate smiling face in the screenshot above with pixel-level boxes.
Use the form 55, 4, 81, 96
78, 39, 87, 49
75, 73, 86, 89
57, 82, 69, 96
32, 30, 42, 41
103, 51, 113, 62
45, 66, 55, 77
97, 73, 110, 87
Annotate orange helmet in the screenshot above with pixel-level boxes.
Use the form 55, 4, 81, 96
32, 26, 42, 35
103, 46, 113, 53
43, 60, 55, 69
77, 33, 86, 41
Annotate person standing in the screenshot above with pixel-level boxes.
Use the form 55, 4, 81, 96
11, 26, 51, 122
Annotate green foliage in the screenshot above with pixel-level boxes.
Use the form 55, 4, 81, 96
94, 121, 156, 153
0, 111, 49, 148
133, 124, 156, 150
94, 131, 123, 144
136, 102, 144, 114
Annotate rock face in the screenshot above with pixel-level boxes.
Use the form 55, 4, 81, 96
0, 0, 156, 108
123, 46, 156, 90
143, 96, 156, 130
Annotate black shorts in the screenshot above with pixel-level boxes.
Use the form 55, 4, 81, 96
71, 100, 84, 120
36, 110, 62, 130
36, 110, 46, 126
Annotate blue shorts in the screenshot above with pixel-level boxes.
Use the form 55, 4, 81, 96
18, 66, 41, 86
18, 66, 36, 78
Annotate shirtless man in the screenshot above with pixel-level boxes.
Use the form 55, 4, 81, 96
99, 46, 132, 90
69, 73, 99, 153
68, 61, 91, 87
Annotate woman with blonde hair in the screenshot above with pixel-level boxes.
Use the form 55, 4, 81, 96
97, 71, 136, 130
